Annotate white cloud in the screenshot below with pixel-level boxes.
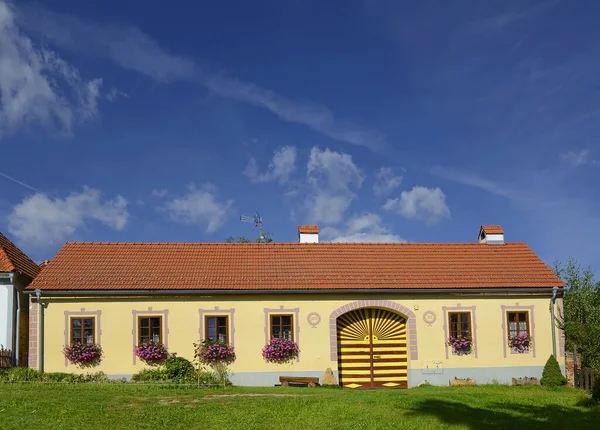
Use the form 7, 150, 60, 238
430, 166, 515, 198
383, 186, 450, 225
561, 149, 598, 167
161, 183, 233, 233
244, 145, 297, 184
321, 213, 405, 242
303, 147, 364, 224
151, 188, 168, 198
0, 0, 102, 138
16, 4, 385, 150
373, 167, 403, 196
8, 187, 129, 249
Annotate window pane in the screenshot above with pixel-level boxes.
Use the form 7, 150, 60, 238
450, 314, 458, 324
151, 318, 161, 329
140, 327, 149, 338
141, 336, 149, 343
207, 327, 217, 341
140, 318, 149, 328
152, 333, 160, 342
218, 332, 226, 342
283, 328, 292, 340
509, 330, 517, 338
84, 319, 93, 329
271, 316, 280, 326
508, 313, 516, 322
72, 319, 82, 328
282, 316, 292, 326
207, 317, 216, 329
272, 325, 281, 339
217, 317, 227, 328
518, 321, 527, 332
509, 322, 517, 331
72, 328, 81, 340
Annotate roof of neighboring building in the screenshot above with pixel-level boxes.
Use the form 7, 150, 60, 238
27, 241, 564, 292
0, 232, 41, 279
298, 225, 319, 234
481, 225, 504, 235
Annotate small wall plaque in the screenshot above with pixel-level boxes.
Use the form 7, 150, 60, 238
423, 310, 437, 326
307, 312, 321, 328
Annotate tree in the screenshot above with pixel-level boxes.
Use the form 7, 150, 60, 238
226, 232, 273, 243
553, 258, 600, 369
540, 354, 567, 387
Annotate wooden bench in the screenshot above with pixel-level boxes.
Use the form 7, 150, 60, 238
279, 376, 319, 388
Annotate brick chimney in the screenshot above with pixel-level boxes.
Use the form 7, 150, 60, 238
298, 225, 319, 243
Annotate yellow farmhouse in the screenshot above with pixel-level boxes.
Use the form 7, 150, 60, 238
26, 225, 566, 388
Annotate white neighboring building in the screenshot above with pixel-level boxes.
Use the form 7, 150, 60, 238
0, 232, 40, 366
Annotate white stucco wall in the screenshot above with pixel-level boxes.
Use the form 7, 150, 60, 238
0, 281, 14, 350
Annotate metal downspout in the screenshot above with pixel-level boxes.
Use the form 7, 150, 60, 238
35, 289, 44, 372
550, 287, 558, 358
8, 273, 16, 366
13, 274, 21, 367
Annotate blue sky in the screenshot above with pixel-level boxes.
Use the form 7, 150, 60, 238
0, 0, 598, 270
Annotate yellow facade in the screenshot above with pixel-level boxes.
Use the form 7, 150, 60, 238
35, 293, 564, 387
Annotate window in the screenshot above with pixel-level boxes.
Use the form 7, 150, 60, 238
507, 312, 529, 339
138, 316, 162, 344
449, 312, 471, 338
205, 316, 228, 343
270, 315, 293, 340
71, 317, 95, 344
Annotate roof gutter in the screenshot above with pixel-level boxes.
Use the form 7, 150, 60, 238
25, 287, 566, 297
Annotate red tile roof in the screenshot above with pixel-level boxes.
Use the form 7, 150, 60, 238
481, 225, 504, 235
27, 241, 564, 291
0, 232, 41, 279
298, 225, 319, 234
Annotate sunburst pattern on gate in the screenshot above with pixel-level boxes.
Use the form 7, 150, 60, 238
337, 308, 408, 389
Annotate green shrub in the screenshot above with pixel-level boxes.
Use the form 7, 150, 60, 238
540, 355, 567, 387
592, 375, 600, 403
7, 367, 43, 382
132, 368, 169, 382
164, 357, 195, 382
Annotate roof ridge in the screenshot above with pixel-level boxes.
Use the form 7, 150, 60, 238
0, 231, 41, 278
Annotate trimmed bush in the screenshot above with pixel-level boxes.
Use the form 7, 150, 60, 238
164, 357, 195, 382
540, 355, 567, 387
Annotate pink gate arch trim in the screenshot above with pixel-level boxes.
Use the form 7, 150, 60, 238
329, 300, 418, 361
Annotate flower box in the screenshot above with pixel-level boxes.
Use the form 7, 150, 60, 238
512, 377, 540, 386
449, 378, 476, 386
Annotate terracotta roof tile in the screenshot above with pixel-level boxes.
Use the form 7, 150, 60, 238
298, 225, 319, 234
27, 241, 564, 291
0, 232, 41, 279
481, 225, 504, 235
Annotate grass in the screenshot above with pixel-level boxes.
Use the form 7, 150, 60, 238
0, 383, 598, 429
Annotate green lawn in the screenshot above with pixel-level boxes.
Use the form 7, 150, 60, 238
0, 384, 598, 429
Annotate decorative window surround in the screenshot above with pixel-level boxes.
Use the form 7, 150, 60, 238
63, 309, 102, 367
132, 308, 169, 365
501, 304, 535, 358
198, 306, 236, 345
329, 300, 418, 362
442, 304, 478, 359
264, 306, 300, 362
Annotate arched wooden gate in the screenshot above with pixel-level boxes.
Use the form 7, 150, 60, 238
337, 308, 408, 389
